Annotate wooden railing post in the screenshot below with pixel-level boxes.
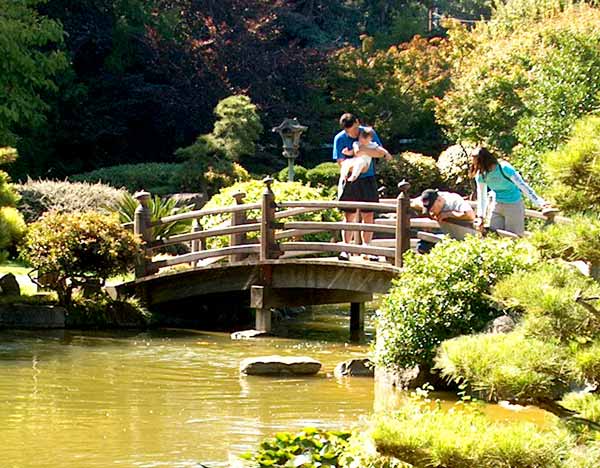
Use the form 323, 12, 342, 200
260, 177, 281, 261
230, 191, 247, 263
133, 191, 156, 277
190, 218, 203, 267
395, 182, 411, 268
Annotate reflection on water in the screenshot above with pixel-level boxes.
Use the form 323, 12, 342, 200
0, 305, 376, 468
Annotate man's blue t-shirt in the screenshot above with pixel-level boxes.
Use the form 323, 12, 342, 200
332, 126, 382, 178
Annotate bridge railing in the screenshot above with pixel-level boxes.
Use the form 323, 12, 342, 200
131, 178, 413, 277
131, 178, 563, 278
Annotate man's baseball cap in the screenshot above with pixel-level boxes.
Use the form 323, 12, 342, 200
421, 189, 439, 211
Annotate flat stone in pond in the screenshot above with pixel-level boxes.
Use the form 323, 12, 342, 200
240, 355, 322, 376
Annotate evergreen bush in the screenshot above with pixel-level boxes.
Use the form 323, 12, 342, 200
375, 237, 532, 370
21, 212, 139, 308
377, 152, 443, 198
16, 179, 125, 222
305, 162, 340, 188
276, 164, 308, 184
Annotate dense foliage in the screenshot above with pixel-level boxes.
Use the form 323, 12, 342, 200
0, 0, 67, 147
437, 2, 600, 186
21, 212, 139, 307
435, 144, 474, 194
543, 115, 600, 213
375, 237, 531, 370
325, 34, 451, 153
435, 261, 600, 426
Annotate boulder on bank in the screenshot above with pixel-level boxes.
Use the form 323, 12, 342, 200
240, 355, 322, 376
0, 273, 20, 296
334, 358, 374, 377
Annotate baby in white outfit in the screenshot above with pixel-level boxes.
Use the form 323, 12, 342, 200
337, 127, 390, 199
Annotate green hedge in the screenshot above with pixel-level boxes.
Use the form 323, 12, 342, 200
72, 163, 182, 195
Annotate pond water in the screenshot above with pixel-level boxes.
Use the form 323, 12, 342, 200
0, 304, 552, 468
0, 306, 376, 468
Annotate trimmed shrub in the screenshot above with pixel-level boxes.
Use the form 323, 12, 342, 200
16, 179, 125, 222
200, 180, 342, 249
377, 152, 443, 198
306, 162, 340, 188
21, 212, 139, 308
493, 262, 600, 343
436, 332, 574, 402
276, 164, 308, 184
240, 428, 351, 467
71, 163, 182, 195
529, 216, 600, 265
375, 237, 532, 370
436, 144, 474, 194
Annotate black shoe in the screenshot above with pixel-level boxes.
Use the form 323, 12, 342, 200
338, 251, 350, 261
367, 254, 380, 262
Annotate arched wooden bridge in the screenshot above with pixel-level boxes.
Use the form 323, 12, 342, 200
110, 178, 564, 334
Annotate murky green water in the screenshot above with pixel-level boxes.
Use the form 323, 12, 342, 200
0, 304, 552, 468
0, 306, 375, 468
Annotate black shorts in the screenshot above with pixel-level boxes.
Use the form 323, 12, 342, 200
339, 175, 379, 212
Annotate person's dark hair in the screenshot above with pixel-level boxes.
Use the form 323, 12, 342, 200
421, 189, 439, 210
359, 127, 374, 139
339, 113, 358, 129
469, 146, 498, 178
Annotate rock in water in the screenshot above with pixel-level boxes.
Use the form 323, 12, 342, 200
240, 355, 322, 376
334, 358, 374, 377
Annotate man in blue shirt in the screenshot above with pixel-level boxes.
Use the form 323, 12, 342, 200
332, 113, 390, 261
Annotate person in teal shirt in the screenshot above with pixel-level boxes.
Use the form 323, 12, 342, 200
469, 146, 551, 236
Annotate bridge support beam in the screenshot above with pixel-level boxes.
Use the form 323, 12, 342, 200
255, 308, 272, 333
350, 302, 365, 342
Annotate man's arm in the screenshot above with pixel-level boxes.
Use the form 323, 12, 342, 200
437, 207, 475, 222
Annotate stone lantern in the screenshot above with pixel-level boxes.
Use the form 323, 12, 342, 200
272, 118, 308, 182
